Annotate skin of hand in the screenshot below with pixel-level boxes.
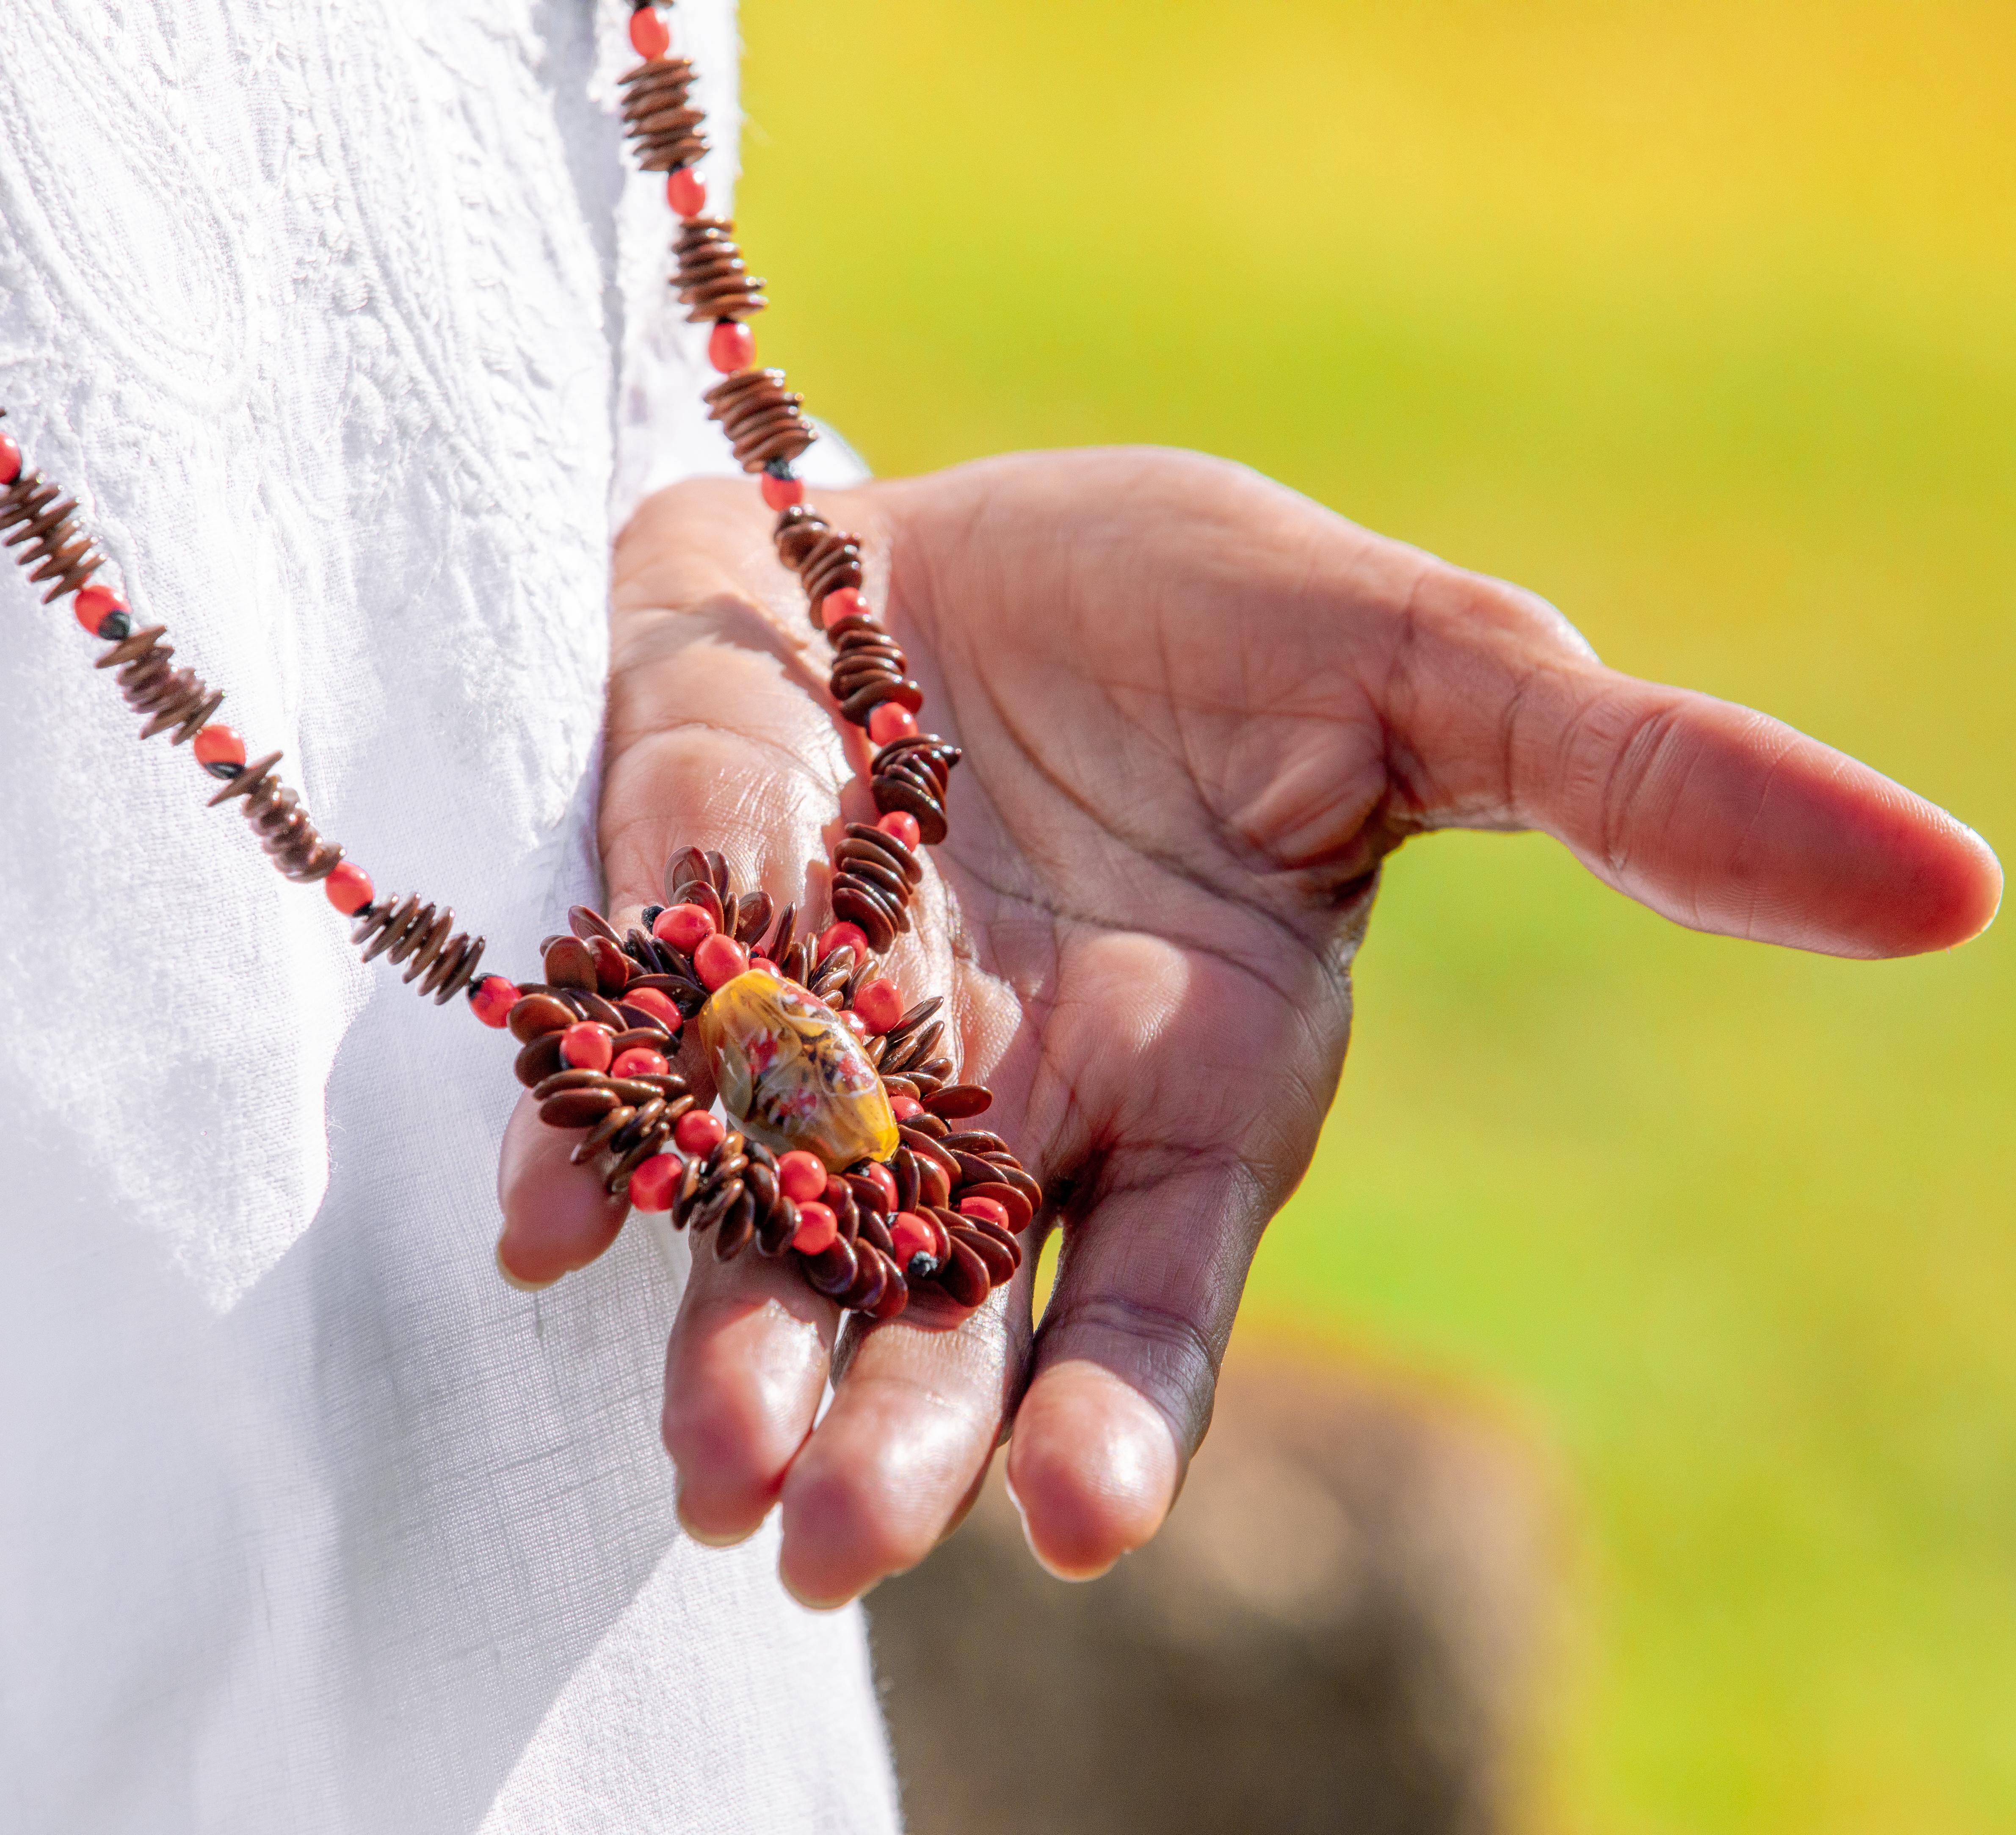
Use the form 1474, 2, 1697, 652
497, 446, 2001, 1607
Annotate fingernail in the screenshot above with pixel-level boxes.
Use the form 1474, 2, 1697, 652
495, 1239, 559, 1293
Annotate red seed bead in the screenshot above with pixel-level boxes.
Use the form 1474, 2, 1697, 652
876, 810, 922, 850
853, 977, 904, 1035
889, 1212, 935, 1268
840, 1010, 867, 1041
470, 976, 519, 1029
629, 6, 670, 58
653, 902, 716, 952
666, 168, 706, 217
816, 920, 868, 965
612, 1046, 671, 1079
748, 956, 775, 975
0, 431, 20, 486
193, 724, 247, 770
958, 1194, 1013, 1232
73, 584, 129, 637
674, 1109, 726, 1157
859, 1161, 898, 1211
760, 471, 805, 511
777, 1150, 829, 1203
326, 862, 374, 915
693, 933, 749, 990
820, 586, 866, 632
622, 986, 683, 1032
559, 1023, 614, 1073
791, 1200, 840, 1257
889, 1093, 923, 1122
867, 702, 919, 747
628, 1151, 683, 1213
707, 320, 755, 374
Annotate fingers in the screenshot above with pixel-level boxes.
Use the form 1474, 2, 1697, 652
660, 1238, 839, 1546
1384, 566, 2002, 957
495, 1090, 630, 1288
775, 1282, 1027, 1607
1005, 1154, 1261, 1581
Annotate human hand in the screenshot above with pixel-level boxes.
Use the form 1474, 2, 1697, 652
498, 447, 1999, 1606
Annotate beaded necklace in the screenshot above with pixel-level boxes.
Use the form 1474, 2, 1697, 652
0, 0, 1033, 1319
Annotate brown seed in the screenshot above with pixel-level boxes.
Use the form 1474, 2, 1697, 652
890, 1147, 920, 1215
715, 1189, 757, 1259
903, 1110, 951, 1140
610, 1026, 672, 1057
947, 1221, 1016, 1287
923, 1083, 992, 1120
983, 1160, 1044, 1206
865, 1253, 910, 1320
916, 1155, 951, 1211
610, 1097, 669, 1155
605, 1121, 674, 1192
664, 846, 710, 898
544, 935, 598, 991
963, 1213, 1025, 1269
733, 889, 773, 945
569, 990, 621, 1030
533, 1069, 610, 1100
802, 1237, 859, 1296
514, 1032, 566, 1087
957, 1179, 1033, 1233
541, 1087, 619, 1128
857, 1209, 896, 1258
941, 1129, 1010, 1157
899, 1125, 960, 1180
841, 1243, 889, 1313
590, 935, 632, 995
508, 993, 576, 1044
569, 905, 621, 945
937, 1237, 991, 1309
689, 1177, 744, 1235
757, 1195, 798, 1257
572, 1106, 638, 1161
842, 1173, 887, 1224
831, 882, 895, 953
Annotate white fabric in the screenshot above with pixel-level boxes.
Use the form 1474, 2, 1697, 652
0, 3, 897, 1829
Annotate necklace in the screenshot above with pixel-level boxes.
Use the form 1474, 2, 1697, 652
0, 0, 1032, 1321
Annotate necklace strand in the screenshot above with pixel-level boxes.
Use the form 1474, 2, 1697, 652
0, 0, 1033, 1319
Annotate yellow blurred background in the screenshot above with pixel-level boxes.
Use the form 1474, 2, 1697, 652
737, 3, 2014, 1828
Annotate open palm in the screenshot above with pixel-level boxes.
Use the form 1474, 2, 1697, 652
500, 447, 1998, 1607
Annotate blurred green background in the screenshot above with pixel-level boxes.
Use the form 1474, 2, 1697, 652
737, 3, 2013, 1828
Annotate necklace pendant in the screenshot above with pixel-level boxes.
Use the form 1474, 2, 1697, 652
697, 968, 899, 1170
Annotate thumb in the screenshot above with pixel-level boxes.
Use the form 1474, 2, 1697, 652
1380, 567, 2001, 959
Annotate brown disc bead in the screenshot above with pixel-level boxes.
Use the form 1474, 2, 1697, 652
924, 1083, 991, 1120
704, 368, 813, 474
508, 993, 576, 1043
870, 736, 961, 846
619, 57, 708, 171
673, 218, 767, 322
0, 465, 104, 603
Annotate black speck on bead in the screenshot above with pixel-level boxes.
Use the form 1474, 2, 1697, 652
642, 903, 665, 928
764, 457, 795, 480
906, 1252, 939, 1282
203, 759, 244, 781
96, 611, 132, 641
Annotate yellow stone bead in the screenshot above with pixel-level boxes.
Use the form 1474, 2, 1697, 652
696, 968, 898, 1170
